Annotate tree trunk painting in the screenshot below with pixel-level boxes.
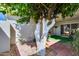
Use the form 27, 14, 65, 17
34, 18, 55, 56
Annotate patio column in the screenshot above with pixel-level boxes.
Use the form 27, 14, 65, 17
70, 24, 71, 35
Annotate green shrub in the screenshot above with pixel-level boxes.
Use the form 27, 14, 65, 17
71, 29, 79, 55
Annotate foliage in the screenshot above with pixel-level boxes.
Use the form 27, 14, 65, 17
55, 4, 79, 17
71, 29, 79, 55
0, 3, 79, 23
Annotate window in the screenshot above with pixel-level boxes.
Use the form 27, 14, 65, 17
64, 24, 70, 32
61, 24, 70, 36
71, 24, 78, 29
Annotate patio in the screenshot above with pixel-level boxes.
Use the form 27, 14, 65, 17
8, 35, 74, 56
0, 3, 79, 56
0, 35, 74, 56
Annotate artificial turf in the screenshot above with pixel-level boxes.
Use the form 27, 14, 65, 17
48, 35, 72, 43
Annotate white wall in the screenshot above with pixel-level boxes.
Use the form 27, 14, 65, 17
0, 21, 10, 38
0, 21, 10, 52
5, 14, 20, 20
54, 26, 61, 35
6, 14, 36, 42
19, 19, 36, 42
10, 24, 16, 44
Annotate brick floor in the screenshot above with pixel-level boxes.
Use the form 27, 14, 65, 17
16, 41, 37, 56
0, 51, 10, 56
0, 41, 74, 56
46, 42, 74, 56
10, 44, 20, 56
15, 41, 74, 56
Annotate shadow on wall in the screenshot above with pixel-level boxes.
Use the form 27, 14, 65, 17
19, 20, 36, 42
0, 27, 10, 53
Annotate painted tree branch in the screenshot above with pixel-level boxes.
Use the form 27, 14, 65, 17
41, 3, 49, 10
48, 18, 55, 31
46, 19, 49, 24
34, 20, 46, 56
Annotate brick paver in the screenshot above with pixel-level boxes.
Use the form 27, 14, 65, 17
46, 42, 74, 56
0, 41, 74, 56
15, 41, 74, 56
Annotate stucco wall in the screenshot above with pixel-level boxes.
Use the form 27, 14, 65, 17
54, 18, 79, 35
10, 24, 16, 44
0, 21, 10, 52
53, 26, 61, 35
56, 16, 79, 26
19, 19, 36, 42
0, 21, 10, 38
6, 15, 36, 42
